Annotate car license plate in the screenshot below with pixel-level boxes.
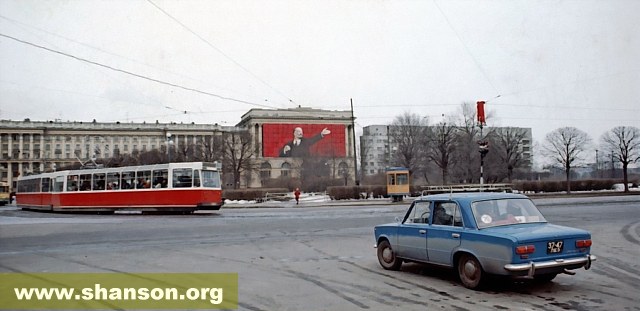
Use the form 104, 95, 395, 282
547, 241, 564, 254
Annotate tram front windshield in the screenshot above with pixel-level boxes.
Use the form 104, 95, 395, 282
202, 170, 221, 188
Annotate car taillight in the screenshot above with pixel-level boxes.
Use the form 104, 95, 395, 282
576, 239, 592, 248
515, 245, 535, 255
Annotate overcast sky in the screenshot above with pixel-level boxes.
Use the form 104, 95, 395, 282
1, 0, 638, 145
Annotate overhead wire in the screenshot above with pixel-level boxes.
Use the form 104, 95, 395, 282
433, 0, 500, 97
0, 32, 280, 110
146, 0, 296, 108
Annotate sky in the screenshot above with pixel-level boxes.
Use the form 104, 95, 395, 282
1, 0, 639, 146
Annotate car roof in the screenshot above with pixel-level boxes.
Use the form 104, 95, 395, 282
416, 192, 528, 203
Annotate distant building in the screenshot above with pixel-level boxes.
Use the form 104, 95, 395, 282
359, 125, 533, 176
236, 106, 357, 187
1, 106, 358, 190
359, 125, 394, 175
0, 119, 229, 190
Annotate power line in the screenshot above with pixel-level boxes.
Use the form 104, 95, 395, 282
0, 32, 279, 110
146, 0, 296, 107
0, 13, 262, 103
433, 0, 499, 96
351, 102, 637, 112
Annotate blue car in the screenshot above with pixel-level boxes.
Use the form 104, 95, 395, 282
374, 193, 596, 289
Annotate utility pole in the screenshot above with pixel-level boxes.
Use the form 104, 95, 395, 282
351, 98, 359, 185
477, 101, 488, 187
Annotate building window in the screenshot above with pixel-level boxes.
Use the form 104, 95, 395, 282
260, 162, 271, 181
281, 162, 291, 177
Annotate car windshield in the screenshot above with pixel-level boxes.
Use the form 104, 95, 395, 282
471, 198, 546, 229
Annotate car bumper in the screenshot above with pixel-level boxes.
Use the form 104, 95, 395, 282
504, 254, 596, 277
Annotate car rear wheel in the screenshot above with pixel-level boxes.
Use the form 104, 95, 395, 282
377, 240, 402, 270
458, 254, 484, 290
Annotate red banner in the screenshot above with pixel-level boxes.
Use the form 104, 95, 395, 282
262, 124, 346, 158
477, 101, 486, 126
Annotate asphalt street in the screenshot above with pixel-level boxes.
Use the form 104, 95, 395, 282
1, 195, 639, 310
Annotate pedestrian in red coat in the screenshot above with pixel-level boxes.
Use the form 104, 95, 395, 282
294, 188, 301, 205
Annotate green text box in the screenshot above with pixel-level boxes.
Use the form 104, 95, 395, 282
0, 273, 238, 310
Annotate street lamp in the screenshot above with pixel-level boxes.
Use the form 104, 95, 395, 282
166, 132, 173, 163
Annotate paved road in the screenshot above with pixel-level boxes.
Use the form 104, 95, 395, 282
0, 196, 639, 310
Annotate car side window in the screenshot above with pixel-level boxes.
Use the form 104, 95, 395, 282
433, 202, 463, 227
406, 201, 431, 224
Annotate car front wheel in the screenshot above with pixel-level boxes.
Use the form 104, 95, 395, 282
458, 254, 484, 289
377, 240, 402, 270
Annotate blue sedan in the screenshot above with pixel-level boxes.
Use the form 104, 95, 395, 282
374, 193, 596, 289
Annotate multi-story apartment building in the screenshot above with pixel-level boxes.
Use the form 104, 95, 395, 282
360, 125, 395, 175
360, 125, 533, 176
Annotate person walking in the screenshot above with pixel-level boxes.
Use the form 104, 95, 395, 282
294, 188, 301, 205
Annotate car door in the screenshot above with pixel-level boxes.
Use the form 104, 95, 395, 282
427, 201, 463, 266
396, 200, 431, 262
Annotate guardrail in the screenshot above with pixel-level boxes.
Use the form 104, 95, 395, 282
256, 192, 292, 203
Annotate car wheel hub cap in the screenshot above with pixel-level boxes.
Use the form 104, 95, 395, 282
382, 248, 393, 262
464, 261, 477, 278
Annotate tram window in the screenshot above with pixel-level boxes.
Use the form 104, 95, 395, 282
121, 171, 135, 189
19, 179, 37, 193
67, 175, 79, 191
41, 178, 50, 192
193, 169, 201, 187
202, 170, 221, 188
79, 174, 92, 191
93, 173, 106, 190
107, 172, 120, 190
136, 170, 151, 189
53, 176, 64, 192
172, 168, 193, 188
152, 169, 168, 188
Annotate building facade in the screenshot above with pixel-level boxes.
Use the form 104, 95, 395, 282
1, 106, 358, 190
236, 107, 358, 188
0, 119, 229, 190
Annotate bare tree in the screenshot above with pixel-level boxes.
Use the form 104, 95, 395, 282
427, 119, 459, 184
601, 126, 640, 192
388, 112, 429, 177
542, 127, 592, 193
195, 134, 223, 162
219, 130, 256, 189
492, 127, 530, 182
452, 103, 482, 183
174, 140, 194, 162
359, 139, 373, 183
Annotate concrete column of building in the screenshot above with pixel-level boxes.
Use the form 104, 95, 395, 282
257, 123, 262, 158
90, 136, 96, 160
345, 126, 351, 157
7, 133, 13, 159
39, 134, 44, 160
18, 134, 24, 160
28, 133, 34, 160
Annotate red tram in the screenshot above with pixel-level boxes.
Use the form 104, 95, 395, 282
16, 162, 223, 213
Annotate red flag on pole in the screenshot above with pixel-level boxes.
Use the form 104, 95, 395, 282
477, 101, 486, 126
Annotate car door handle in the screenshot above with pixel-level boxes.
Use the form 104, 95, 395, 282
451, 233, 460, 238
419, 230, 426, 234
